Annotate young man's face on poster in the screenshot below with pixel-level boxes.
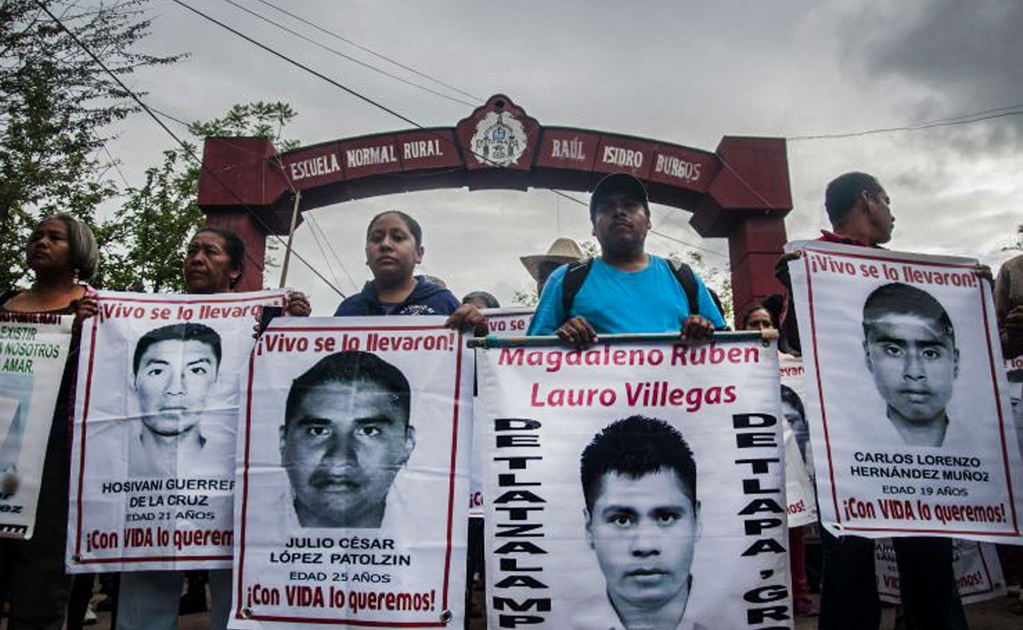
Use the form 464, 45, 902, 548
863, 312, 959, 424
1008, 375, 1023, 458
585, 469, 699, 610
135, 339, 219, 437
782, 396, 810, 463
281, 379, 415, 528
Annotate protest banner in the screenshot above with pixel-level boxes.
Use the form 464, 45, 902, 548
470, 307, 535, 517
875, 537, 1006, 604
231, 317, 472, 629
0, 312, 73, 539
67, 290, 287, 572
477, 334, 792, 630
1004, 358, 1023, 466
481, 307, 533, 338
787, 240, 1023, 542
778, 355, 816, 528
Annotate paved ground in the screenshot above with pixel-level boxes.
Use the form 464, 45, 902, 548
52, 590, 1022, 629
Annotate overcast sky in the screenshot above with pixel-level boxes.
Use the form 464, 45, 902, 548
103, 0, 1023, 313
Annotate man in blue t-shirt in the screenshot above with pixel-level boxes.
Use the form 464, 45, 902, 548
527, 172, 724, 347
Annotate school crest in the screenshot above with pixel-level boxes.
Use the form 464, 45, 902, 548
470, 111, 528, 167
456, 95, 539, 172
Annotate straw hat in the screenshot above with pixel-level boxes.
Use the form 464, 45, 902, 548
520, 238, 585, 281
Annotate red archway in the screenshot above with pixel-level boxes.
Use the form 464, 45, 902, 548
197, 95, 792, 322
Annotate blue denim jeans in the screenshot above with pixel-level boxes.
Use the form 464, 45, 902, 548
116, 568, 230, 630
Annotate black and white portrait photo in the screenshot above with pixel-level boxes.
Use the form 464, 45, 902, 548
780, 384, 811, 466
128, 322, 223, 477
574, 416, 706, 630
861, 283, 959, 448
280, 350, 416, 529
1005, 368, 1023, 461
0, 377, 31, 477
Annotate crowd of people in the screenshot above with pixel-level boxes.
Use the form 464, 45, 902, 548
0, 169, 1019, 629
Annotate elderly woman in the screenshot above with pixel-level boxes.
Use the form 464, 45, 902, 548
0, 214, 98, 629
116, 226, 309, 630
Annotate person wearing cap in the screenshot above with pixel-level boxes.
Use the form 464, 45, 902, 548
521, 237, 586, 295
527, 172, 725, 348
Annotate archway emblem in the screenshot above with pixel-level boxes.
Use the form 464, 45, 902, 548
470, 111, 529, 167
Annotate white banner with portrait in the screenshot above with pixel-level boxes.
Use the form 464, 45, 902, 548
0, 312, 73, 539
875, 538, 1006, 604
787, 241, 1023, 542
470, 307, 535, 517
230, 317, 472, 629
1003, 357, 1023, 471
67, 290, 287, 572
477, 336, 792, 630
778, 355, 817, 528
482, 307, 533, 339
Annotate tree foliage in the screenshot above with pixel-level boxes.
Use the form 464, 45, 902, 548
668, 250, 732, 323
1001, 223, 1023, 252
98, 102, 300, 291
95, 149, 199, 292
0, 0, 181, 289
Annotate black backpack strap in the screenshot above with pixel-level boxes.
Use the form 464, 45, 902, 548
560, 258, 594, 319
667, 259, 700, 317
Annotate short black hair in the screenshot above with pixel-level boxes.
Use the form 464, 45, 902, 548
193, 227, 246, 288
367, 211, 423, 248
760, 294, 785, 325
580, 415, 697, 513
462, 291, 500, 308
862, 282, 955, 346
825, 172, 884, 227
285, 351, 411, 430
133, 323, 222, 376
780, 385, 805, 420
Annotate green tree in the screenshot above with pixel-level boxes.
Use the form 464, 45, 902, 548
0, 0, 181, 289
511, 289, 540, 307
1001, 223, 1023, 252
97, 102, 300, 291
668, 250, 732, 323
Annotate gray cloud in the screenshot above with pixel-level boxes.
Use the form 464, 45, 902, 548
837, 0, 1023, 154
